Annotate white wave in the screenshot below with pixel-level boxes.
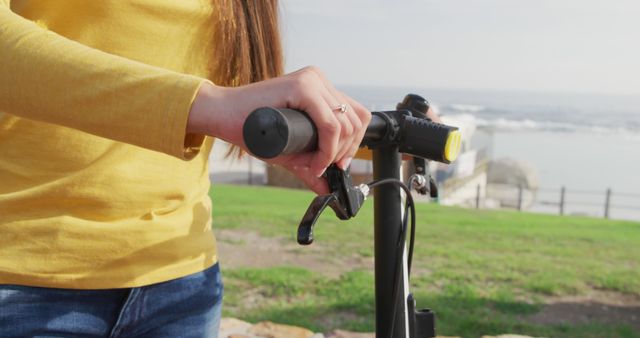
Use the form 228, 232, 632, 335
492, 118, 539, 131
444, 113, 640, 139
448, 104, 486, 112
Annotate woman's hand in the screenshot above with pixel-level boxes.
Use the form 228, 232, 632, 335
187, 66, 371, 194
425, 106, 441, 123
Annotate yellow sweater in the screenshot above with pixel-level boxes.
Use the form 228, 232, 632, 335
0, 0, 218, 288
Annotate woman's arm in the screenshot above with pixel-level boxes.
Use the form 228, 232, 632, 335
0, 4, 371, 191
0, 5, 206, 159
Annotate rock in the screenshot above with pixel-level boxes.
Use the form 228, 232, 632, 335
219, 318, 254, 338
325, 329, 460, 338
486, 182, 537, 209
487, 158, 538, 189
218, 317, 527, 338
481, 335, 544, 338
249, 321, 315, 338
325, 330, 374, 338
486, 157, 539, 209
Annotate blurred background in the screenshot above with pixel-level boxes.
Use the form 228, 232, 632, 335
213, 0, 640, 221
214, 2, 639, 337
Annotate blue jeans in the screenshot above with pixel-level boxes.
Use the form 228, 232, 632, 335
0, 263, 223, 338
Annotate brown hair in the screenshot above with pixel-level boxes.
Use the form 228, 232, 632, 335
211, 0, 284, 157
211, 0, 283, 86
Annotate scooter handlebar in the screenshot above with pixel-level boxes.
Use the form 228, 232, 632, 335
242, 106, 460, 163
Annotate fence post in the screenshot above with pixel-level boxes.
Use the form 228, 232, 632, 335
559, 186, 566, 216
604, 188, 611, 219
517, 184, 523, 211
248, 156, 253, 185
476, 184, 480, 209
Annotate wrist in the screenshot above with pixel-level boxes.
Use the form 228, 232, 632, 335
187, 81, 220, 135
187, 82, 246, 146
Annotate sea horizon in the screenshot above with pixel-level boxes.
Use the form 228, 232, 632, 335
342, 85, 640, 220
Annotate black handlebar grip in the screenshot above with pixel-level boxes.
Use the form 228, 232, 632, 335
399, 117, 458, 164
243, 107, 317, 159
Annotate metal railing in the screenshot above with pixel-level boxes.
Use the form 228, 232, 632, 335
474, 184, 640, 220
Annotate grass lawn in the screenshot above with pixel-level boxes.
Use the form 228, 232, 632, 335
210, 184, 640, 338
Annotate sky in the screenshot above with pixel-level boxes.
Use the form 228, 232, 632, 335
280, 0, 640, 95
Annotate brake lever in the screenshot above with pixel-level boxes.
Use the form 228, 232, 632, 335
297, 164, 367, 245
412, 157, 439, 198
297, 194, 338, 245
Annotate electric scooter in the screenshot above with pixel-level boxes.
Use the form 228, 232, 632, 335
242, 94, 461, 338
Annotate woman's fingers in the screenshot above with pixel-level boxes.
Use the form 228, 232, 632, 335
426, 106, 441, 123
283, 67, 343, 177
321, 94, 357, 170
291, 66, 360, 177
312, 69, 370, 170
303, 95, 342, 177
337, 96, 371, 169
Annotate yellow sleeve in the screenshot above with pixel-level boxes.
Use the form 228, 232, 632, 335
0, 4, 206, 160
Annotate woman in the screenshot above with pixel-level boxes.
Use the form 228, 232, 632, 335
0, 1, 370, 337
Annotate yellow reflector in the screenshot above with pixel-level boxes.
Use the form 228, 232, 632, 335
444, 130, 461, 162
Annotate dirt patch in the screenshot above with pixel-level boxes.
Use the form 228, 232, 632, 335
216, 228, 373, 278
314, 310, 365, 329
524, 291, 640, 330
218, 229, 640, 331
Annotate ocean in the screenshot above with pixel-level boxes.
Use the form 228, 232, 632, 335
340, 85, 640, 221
